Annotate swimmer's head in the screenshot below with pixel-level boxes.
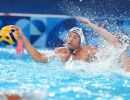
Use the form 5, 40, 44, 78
66, 27, 85, 50
115, 33, 130, 47
68, 27, 85, 44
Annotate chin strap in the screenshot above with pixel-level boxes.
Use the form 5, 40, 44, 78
69, 49, 75, 55
69, 46, 81, 55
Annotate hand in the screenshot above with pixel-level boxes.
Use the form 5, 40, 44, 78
10, 25, 24, 39
76, 17, 91, 25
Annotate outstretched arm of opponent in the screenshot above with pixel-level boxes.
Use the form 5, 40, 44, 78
76, 17, 118, 45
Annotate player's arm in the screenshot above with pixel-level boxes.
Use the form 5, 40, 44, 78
77, 17, 118, 45
15, 26, 49, 63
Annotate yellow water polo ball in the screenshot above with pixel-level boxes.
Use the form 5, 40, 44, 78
0, 25, 19, 45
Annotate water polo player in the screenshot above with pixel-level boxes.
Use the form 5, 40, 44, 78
13, 26, 97, 63
77, 17, 130, 71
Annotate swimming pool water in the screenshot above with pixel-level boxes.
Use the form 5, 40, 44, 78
0, 48, 130, 100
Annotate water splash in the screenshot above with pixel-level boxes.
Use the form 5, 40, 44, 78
65, 43, 127, 76
0, 47, 130, 99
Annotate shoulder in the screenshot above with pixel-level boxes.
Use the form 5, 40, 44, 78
55, 47, 67, 53
82, 45, 97, 52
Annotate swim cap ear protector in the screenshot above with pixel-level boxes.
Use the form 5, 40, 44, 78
115, 33, 130, 46
68, 27, 85, 44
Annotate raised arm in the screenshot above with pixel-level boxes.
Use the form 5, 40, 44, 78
76, 17, 118, 45
14, 26, 48, 63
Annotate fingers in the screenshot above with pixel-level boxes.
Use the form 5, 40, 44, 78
76, 17, 89, 24
76, 17, 84, 22
10, 25, 24, 38
11, 25, 21, 31
9, 25, 21, 32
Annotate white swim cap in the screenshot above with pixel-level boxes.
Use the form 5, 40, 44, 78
68, 27, 85, 44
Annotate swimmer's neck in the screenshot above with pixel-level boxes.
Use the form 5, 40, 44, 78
69, 46, 82, 55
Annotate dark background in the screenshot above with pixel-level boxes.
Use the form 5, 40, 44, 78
0, 0, 130, 18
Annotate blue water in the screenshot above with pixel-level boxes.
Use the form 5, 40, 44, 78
0, 48, 130, 100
